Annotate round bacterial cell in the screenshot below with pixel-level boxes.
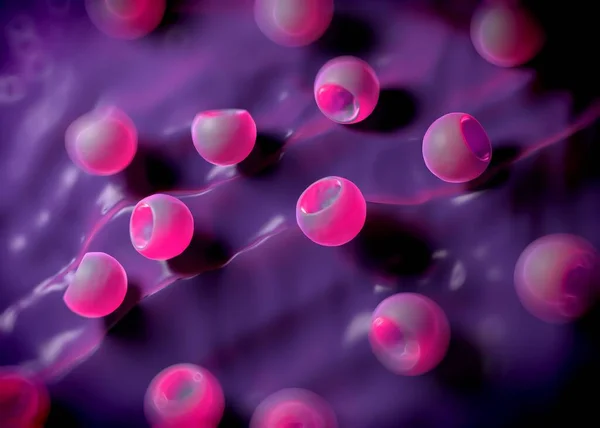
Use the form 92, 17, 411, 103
254, 0, 334, 47
0, 369, 49, 428
130, 194, 194, 261
145, 364, 224, 428
471, 3, 544, 68
250, 388, 337, 428
370, 293, 450, 376
65, 106, 138, 176
422, 112, 492, 183
515, 234, 599, 324
314, 56, 380, 124
191, 109, 257, 166
296, 176, 367, 247
63, 252, 128, 318
85, 0, 166, 40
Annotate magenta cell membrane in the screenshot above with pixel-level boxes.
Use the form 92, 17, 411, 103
370, 293, 450, 376
422, 112, 492, 183
254, 0, 334, 47
144, 364, 224, 428
250, 388, 337, 428
191, 109, 257, 166
296, 176, 367, 247
471, 3, 545, 68
0, 369, 49, 428
130, 194, 194, 260
63, 252, 128, 318
65, 106, 138, 176
314, 56, 380, 124
515, 234, 599, 324
85, 0, 166, 40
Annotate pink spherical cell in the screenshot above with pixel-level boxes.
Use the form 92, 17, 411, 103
422, 112, 492, 183
370, 293, 450, 376
65, 106, 138, 176
471, 3, 544, 68
254, 0, 334, 47
85, 0, 166, 40
296, 176, 367, 247
314, 56, 380, 124
250, 388, 337, 428
130, 194, 194, 260
63, 252, 128, 318
0, 370, 49, 428
514, 234, 599, 324
145, 364, 224, 428
191, 109, 257, 166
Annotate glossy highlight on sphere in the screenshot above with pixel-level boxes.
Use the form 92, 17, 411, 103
515, 234, 599, 324
130, 194, 194, 260
250, 388, 337, 428
85, 0, 166, 40
422, 112, 492, 183
370, 293, 450, 376
254, 0, 334, 47
296, 176, 367, 247
191, 109, 257, 166
471, 3, 544, 68
314, 56, 380, 124
145, 364, 224, 428
64, 252, 128, 318
0, 369, 49, 428
65, 106, 138, 176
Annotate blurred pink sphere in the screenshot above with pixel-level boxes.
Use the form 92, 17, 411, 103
63, 252, 128, 318
65, 106, 138, 176
296, 176, 367, 247
130, 194, 194, 260
85, 0, 166, 40
254, 0, 334, 47
314, 56, 380, 124
145, 364, 224, 428
370, 293, 450, 376
250, 388, 337, 428
191, 109, 257, 166
471, 3, 544, 68
515, 234, 599, 323
422, 112, 492, 183
0, 369, 49, 428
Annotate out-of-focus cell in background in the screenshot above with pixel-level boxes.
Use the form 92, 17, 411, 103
370, 293, 450, 376
191, 109, 257, 166
250, 388, 337, 428
296, 176, 367, 247
0, 369, 49, 428
65, 106, 138, 176
422, 112, 492, 183
144, 363, 224, 428
471, 2, 544, 68
85, 0, 166, 40
63, 252, 128, 318
254, 0, 334, 47
514, 234, 599, 324
314, 56, 380, 124
130, 193, 194, 260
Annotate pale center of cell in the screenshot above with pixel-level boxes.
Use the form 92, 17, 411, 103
316, 83, 360, 123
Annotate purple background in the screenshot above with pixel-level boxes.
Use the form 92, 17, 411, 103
0, 0, 598, 426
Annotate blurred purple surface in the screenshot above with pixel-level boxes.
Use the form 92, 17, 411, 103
0, 0, 598, 427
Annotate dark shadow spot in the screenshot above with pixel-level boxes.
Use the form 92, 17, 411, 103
562, 125, 600, 195
466, 144, 523, 191
149, 0, 193, 37
348, 211, 433, 280
166, 230, 231, 277
346, 88, 418, 134
217, 403, 250, 428
236, 132, 285, 178
313, 12, 378, 57
45, 399, 84, 428
104, 284, 149, 344
429, 0, 481, 31
434, 332, 486, 395
122, 146, 180, 198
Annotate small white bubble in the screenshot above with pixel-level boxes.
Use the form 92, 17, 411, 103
449, 261, 466, 290
9, 235, 27, 252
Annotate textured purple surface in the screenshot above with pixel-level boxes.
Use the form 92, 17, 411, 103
0, 0, 599, 427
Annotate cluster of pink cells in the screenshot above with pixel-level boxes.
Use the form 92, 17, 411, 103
3, 1, 596, 427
